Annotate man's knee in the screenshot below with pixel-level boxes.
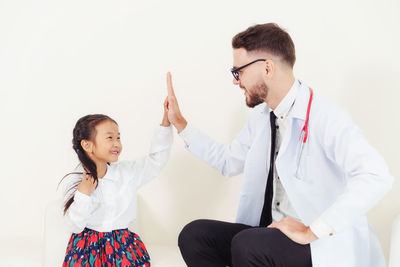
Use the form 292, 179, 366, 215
231, 229, 257, 257
178, 219, 209, 248
231, 228, 275, 266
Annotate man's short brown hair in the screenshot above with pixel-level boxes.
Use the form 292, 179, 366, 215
232, 23, 296, 68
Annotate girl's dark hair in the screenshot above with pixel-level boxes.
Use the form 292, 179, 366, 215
60, 114, 117, 215
232, 23, 296, 68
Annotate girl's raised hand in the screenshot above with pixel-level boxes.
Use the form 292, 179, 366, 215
161, 96, 171, 127
77, 171, 97, 196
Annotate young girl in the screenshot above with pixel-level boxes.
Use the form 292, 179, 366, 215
61, 104, 172, 267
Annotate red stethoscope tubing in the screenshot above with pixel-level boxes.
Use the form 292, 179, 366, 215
300, 87, 313, 143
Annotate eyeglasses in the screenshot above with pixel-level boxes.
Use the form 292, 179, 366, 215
231, 59, 266, 81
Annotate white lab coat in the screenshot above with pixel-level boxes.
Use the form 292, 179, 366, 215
185, 81, 393, 267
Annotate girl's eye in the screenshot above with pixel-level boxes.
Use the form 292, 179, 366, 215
108, 137, 112, 139
117, 137, 121, 140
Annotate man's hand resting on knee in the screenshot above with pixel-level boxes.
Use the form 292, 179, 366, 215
268, 217, 318, 245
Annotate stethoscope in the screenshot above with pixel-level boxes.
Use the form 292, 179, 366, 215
295, 87, 313, 178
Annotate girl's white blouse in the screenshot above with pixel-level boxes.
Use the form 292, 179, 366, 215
63, 125, 173, 233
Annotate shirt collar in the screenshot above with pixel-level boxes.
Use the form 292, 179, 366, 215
269, 79, 300, 120
74, 162, 115, 182
289, 79, 315, 121
100, 163, 115, 180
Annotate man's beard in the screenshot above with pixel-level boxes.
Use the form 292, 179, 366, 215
245, 81, 268, 108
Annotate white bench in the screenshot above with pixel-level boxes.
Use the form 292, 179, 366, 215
389, 214, 400, 267
3, 199, 398, 267
0, 237, 42, 267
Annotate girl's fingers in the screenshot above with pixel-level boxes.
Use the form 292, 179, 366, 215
164, 97, 169, 110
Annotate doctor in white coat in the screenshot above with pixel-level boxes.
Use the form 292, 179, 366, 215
165, 23, 393, 267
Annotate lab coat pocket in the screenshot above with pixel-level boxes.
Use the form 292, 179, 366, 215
294, 154, 314, 184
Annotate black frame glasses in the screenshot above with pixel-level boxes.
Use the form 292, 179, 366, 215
231, 58, 266, 81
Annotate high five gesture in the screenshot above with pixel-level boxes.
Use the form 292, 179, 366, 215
165, 72, 187, 133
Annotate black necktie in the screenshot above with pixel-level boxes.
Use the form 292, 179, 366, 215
259, 111, 277, 227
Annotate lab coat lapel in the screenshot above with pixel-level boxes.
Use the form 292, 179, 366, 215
247, 107, 271, 192
254, 109, 271, 175
277, 82, 309, 158
240, 107, 271, 226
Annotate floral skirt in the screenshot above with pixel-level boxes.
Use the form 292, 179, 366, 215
63, 228, 150, 267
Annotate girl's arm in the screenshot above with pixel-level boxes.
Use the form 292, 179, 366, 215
63, 172, 97, 233
125, 97, 173, 188
65, 190, 93, 233
124, 124, 173, 189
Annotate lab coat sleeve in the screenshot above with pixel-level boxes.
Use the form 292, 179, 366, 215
179, 118, 253, 177
310, 217, 336, 238
317, 107, 393, 234
126, 125, 173, 188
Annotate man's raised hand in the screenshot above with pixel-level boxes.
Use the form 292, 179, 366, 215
166, 72, 187, 133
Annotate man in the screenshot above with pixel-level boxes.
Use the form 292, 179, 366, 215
165, 23, 393, 267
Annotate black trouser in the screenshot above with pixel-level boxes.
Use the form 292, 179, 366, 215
178, 219, 312, 267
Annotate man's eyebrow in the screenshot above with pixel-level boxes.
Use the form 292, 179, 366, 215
105, 132, 120, 135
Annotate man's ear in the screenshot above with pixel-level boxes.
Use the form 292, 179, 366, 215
264, 59, 275, 77
81, 139, 93, 154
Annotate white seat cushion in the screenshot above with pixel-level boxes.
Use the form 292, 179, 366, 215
389, 214, 400, 267
146, 244, 186, 267
43, 199, 70, 267
0, 236, 42, 267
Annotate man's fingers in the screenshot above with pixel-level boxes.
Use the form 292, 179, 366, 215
166, 72, 175, 97
168, 95, 176, 104
268, 222, 277, 228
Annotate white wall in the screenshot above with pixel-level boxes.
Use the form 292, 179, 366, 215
0, 0, 399, 261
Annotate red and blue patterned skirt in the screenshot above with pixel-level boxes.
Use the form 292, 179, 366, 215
63, 228, 150, 267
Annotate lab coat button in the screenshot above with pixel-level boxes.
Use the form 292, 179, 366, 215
329, 233, 333, 236
276, 202, 280, 206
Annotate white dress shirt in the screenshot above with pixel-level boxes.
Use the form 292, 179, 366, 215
179, 80, 334, 238
62, 125, 173, 234
271, 79, 301, 222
